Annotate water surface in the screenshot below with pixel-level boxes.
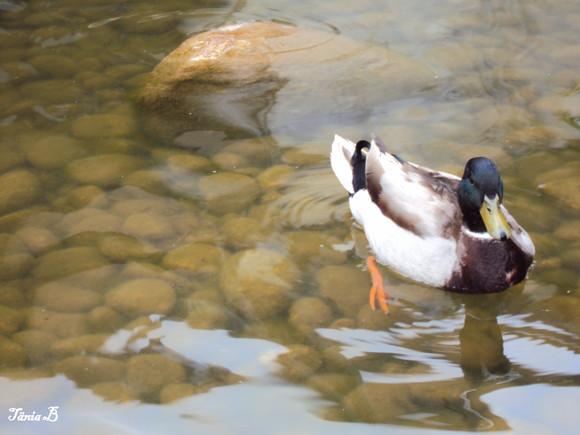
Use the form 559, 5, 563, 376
0, 0, 579, 433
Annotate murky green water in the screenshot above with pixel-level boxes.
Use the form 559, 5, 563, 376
0, 0, 579, 433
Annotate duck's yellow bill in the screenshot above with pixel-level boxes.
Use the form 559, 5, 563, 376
480, 195, 511, 240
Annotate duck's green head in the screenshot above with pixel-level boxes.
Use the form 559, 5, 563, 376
458, 157, 511, 240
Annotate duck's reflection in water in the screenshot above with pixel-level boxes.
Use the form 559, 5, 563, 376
459, 300, 511, 383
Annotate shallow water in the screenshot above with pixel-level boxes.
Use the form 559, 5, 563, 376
0, 0, 579, 433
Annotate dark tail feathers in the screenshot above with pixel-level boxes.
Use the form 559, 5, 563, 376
351, 140, 370, 192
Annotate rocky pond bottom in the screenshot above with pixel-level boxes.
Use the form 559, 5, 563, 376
0, 0, 579, 433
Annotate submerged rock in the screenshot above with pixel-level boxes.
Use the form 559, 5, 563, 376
0, 169, 40, 215
0, 336, 27, 368
162, 243, 223, 274
140, 21, 435, 139
0, 305, 23, 335
126, 354, 187, 397
288, 297, 333, 335
540, 174, 580, 212
0, 233, 33, 280
105, 278, 176, 317
316, 265, 370, 316
67, 154, 144, 187
71, 113, 137, 139
12, 329, 57, 363
221, 249, 300, 320
26, 307, 88, 338
33, 247, 109, 280
54, 356, 126, 386
277, 345, 322, 381
90, 382, 137, 403
50, 334, 108, 358
33, 282, 102, 313
22, 135, 86, 169
198, 172, 261, 214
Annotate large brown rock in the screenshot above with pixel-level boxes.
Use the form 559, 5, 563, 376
140, 22, 435, 139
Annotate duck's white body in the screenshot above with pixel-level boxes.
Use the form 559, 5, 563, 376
330, 134, 535, 292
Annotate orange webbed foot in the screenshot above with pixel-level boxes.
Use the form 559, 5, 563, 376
367, 256, 389, 314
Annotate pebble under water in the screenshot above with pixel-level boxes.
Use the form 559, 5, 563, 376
0, 0, 579, 433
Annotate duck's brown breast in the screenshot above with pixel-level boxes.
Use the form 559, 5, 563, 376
445, 235, 533, 293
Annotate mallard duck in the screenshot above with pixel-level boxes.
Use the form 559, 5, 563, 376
330, 135, 535, 313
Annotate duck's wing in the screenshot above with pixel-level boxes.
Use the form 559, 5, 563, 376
365, 142, 462, 238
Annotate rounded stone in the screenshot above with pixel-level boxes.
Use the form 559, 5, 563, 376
164, 154, 212, 172
90, 382, 137, 403
33, 247, 109, 280
198, 172, 261, 213
222, 216, 265, 249
29, 54, 78, 78
160, 383, 196, 404
277, 345, 322, 381
33, 282, 103, 313
50, 334, 108, 358
281, 149, 326, 166
286, 231, 347, 265
71, 114, 137, 139
62, 209, 122, 237
26, 307, 88, 338
127, 354, 187, 396
15, 226, 58, 254
0, 62, 37, 83
122, 212, 174, 240
554, 220, 580, 241
22, 135, 86, 169
0, 283, 27, 308
0, 336, 27, 368
122, 170, 167, 195
257, 165, 295, 190
98, 234, 160, 262
54, 356, 126, 386
12, 329, 57, 363
106, 279, 176, 317
307, 373, 360, 400
0, 305, 24, 335
220, 249, 300, 320
186, 300, 233, 330
67, 154, 144, 187
316, 265, 370, 316
20, 79, 82, 103
88, 306, 125, 332
162, 243, 223, 274
66, 185, 107, 209
540, 176, 580, 212
0, 146, 24, 174
0, 169, 40, 215
0, 233, 33, 280
212, 152, 248, 170
289, 297, 333, 335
